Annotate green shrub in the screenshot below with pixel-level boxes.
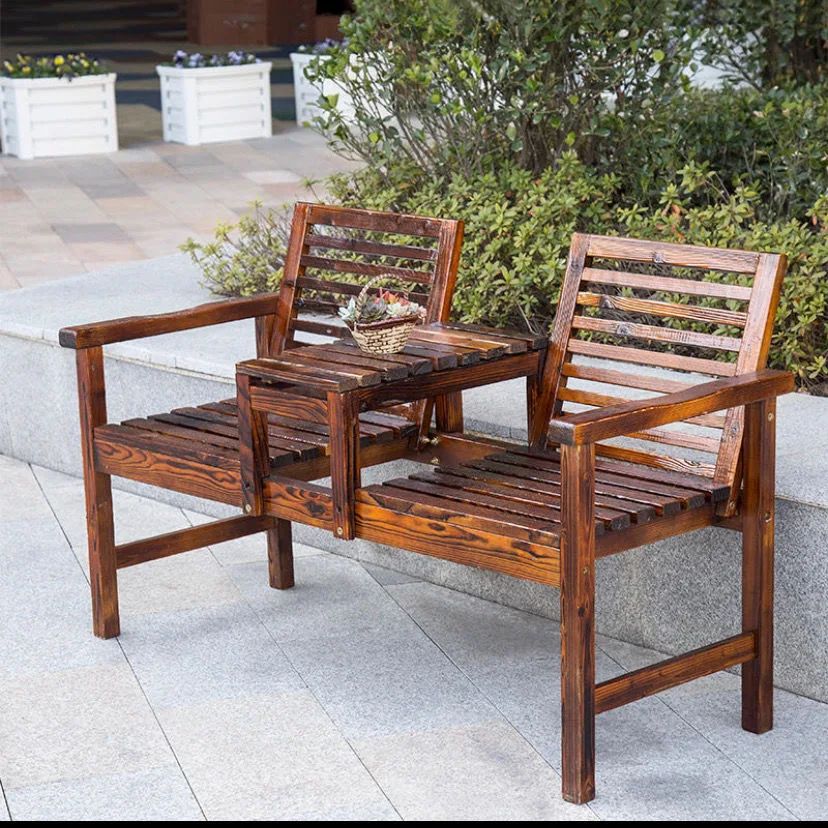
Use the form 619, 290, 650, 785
697, 0, 827, 86
600, 82, 828, 222
308, 0, 693, 178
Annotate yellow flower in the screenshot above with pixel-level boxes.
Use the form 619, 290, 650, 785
22, 66, 31, 73
81, 60, 89, 67
54, 56, 65, 66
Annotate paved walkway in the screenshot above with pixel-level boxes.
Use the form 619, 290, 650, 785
0, 129, 357, 291
1, 452, 824, 820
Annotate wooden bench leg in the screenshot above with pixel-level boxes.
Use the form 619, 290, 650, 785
267, 519, 294, 589
741, 398, 775, 733
560, 443, 596, 804
238, 373, 295, 590
435, 392, 463, 433
76, 348, 119, 639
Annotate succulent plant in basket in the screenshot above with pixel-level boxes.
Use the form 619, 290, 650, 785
338, 276, 426, 354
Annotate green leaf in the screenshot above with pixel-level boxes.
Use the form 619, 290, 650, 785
653, 49, 665, 62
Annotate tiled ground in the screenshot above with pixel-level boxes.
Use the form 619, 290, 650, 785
1, 451, 825, 820
0, 129, 358, 291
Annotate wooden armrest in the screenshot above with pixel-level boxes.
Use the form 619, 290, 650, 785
547, 370, 794, 446
58, 294, 280, 349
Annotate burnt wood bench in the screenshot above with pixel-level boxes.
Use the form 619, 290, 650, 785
58, 202, 465, 637
61, 214, 793, 804
234, 232, 793, 804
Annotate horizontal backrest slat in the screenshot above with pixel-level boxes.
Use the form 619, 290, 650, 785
576, 292, 748, 328
290, 317, 353, 339
304, 232, 438, 262
583, 267, 753, 301
571, 315, 743, 352
557, 386, 727, 429
561, 362, 694, 393
306, 203, 445, 237
596, 443, 718, 478
586, 236, 760, 274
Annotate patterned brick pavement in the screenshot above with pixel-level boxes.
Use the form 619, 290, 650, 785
0, 129, 358, 291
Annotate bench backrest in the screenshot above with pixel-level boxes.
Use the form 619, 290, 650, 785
532, 234, 786, 512
265, 202, 464, 355
258, 202, 463, 432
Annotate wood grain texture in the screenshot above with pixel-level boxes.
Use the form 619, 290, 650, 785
236, 374, 270, 517
585, 235, 760, 273
271, 202, 311, 353
715, 253, 787, 510
59, 294, 278, 349
559, 442, 596, 804
267, 518, 295, 589
328, 390, 361, 539
356, 351, 540, 406
435, 393, 464, 433
595, 633, 756, 714
355, 492, 560, 584
116, 515, 274, 568
582, 267, 754, 300
741, 397, 776, 734
76, 347, 119, 638
571, 314, 743, 352
576, 291, 748, 327
303, 232, 438, 261
565, 338, 738, 377
547, 370, 793, 446
530, 233, 592, 448
300, 254, 433, 284
263, 476, 334, 528
306, 202, 445, 237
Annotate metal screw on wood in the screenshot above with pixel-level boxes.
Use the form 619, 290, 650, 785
336, 526, 343, 536
244, 503, 252, 513
768, 412, 774, 421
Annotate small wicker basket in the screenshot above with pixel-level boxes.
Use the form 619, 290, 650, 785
343, 276, 422, 355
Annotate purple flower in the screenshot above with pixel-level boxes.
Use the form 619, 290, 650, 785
173, 49, 187, 65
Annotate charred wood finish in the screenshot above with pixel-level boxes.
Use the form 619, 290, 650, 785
61, 226, 793, 806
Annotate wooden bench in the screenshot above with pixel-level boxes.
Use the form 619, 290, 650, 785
233, 232, 793, 804
58, 203, 464, 639
61, 216, 793, 804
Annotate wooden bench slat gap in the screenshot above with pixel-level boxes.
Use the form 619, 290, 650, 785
300, 255, 433, 284
303, 232, 439, 261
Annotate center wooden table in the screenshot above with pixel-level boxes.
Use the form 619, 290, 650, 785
235, 322, 546, 539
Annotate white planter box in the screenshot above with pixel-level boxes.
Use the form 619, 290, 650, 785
0, 73, 118, 160
290, 52, 326, 126
291, 51, 387, 129
157, 62, 272, 145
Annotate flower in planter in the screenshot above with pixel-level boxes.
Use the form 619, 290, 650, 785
298, 38, 348, 55
169, 50, 261, 69
1, 52, 107, 79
